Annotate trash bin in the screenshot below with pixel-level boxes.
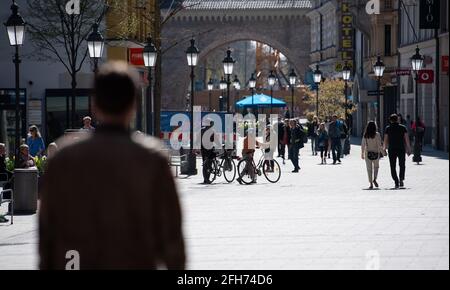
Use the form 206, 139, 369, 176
13, 169, 39, 214
180, 152, 197, 176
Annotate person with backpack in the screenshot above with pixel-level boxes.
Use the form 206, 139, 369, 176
317, 123, 330, 164
328, 115, 343, 164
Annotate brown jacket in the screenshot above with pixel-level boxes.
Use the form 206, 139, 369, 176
39, 126, 185, 270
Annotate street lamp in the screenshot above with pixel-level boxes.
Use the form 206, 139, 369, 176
223, 48, 235, 113
207, 78, 214, 112
313, 65, 322, 118
373, 56, 385, 127
87, 23, 104, 73
342, 62, 351, 129
143, 36, 157, 135
411, 46, 424, 163
289, 69, 297, 118
5, 1, 25, 169
186, 38, 199, 175
268, 70, 276, 115
249, 73, 256, 108
219, 77, 227, 111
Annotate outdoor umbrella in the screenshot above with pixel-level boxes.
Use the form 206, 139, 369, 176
236, 93, 287, 108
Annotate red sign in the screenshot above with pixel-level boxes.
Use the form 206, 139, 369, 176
442, 56, 449, 73
395, 69, 411, 76
129, 48, 144, 66
417, 70, 434, 84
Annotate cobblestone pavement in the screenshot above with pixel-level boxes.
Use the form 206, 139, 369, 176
1, 142, 448, 270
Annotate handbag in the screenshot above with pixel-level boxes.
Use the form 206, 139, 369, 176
365, 139, 379, 161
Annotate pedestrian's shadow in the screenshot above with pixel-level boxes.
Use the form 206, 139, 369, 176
362, 188, 381, 191
387, 187, 411, 191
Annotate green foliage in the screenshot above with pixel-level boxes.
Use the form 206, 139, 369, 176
304, 79, 357, 122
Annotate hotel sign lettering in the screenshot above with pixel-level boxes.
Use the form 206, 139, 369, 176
419, 0, 440, 29
341, 2, 354, 67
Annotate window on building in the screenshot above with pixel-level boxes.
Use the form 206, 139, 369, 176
384, 25, 392, 56
407, 75, 413, 94
441, 0, 449, 33
384, 0, 393, 10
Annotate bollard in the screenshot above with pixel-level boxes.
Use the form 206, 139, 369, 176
13, 168, 39, 214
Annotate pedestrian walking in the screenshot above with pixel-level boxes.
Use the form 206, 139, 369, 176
307, 116, 319, 156
328, 115, 343, 164
383, 114, 412, 189
317, 123, 330, 164
26, 125, 45, 157
39, 61, 185, 270
361, 121, 385, 189
411, 117, 426, 163
288, 120, 304, 173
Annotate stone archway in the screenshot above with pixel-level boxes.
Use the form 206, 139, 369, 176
161, 10, 310, 110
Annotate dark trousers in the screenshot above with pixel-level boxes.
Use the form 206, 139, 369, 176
319, 147, 328, 159
388, 150, 406, 185
289, 143, 300, 170
331, 138, 342, 162
278, 142, 286, 158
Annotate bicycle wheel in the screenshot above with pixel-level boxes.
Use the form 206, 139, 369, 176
203, 158, 217, 184
263, 159, 281, 183
237, 159, 254, 185
222, 158, 236, 183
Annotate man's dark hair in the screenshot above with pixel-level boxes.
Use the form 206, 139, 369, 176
93, 61, 140, 115
390, 114, 399, 123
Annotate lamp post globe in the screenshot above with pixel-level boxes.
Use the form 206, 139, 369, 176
411, 46, 423, 72
342, 62, 351, 82
5, 2, 25, 46
313, 65, 322, 84
143, 37, 157, 68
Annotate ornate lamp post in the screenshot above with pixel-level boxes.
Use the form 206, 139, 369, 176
248, 73, 256, 108
223, 48, 235, 113
268, 70, 276, 115
185, 38, 200, 175
313, 65, 322, 119
143, 36, 157, 135
342, 62, 351, 129
5, 1, 26, 168
410, 46, 424, 163
87, 23, 105, 74
288, 69, 297, 118
233, 75, 240, 113
207, 78, 214, 112
373, 56, 385, 127
219, 77, 227, 112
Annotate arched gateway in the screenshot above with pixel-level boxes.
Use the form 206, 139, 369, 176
161, 0, 312, 109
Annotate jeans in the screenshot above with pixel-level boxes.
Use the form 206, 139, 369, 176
388, 149, 406, 185
289, 143, 300, 170
330, 138, 342, 162
310, 136, 317, 154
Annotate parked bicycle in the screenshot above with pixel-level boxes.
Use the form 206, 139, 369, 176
237, 148, 281, 184
203, 147, 237, 184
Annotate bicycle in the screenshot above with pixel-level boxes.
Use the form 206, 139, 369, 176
237, 148, 281, 184
203, 147, 237, 184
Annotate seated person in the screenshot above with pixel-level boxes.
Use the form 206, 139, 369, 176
18, 144, 36, 169
0, 143, 12, 181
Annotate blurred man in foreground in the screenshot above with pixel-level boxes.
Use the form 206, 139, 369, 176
39, 61, 185, 270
